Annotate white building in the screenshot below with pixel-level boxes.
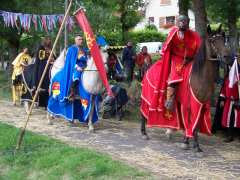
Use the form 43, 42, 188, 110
135, 0, 195, 32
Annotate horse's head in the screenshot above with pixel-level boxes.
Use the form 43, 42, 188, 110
207, 24, 231, 64
100, 48, 109, 72
82, 49, 109, 95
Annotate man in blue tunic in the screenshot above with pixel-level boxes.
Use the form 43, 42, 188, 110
48, 35, 94, 122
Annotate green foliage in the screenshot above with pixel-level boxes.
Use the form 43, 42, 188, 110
206, 0, 240, 25
128, 30, 167, 45
0, 123, 150, 179
102, 31, 123, 46
0, 70, 11, 100
101, 29, 167, 46
145, 24, 158, 31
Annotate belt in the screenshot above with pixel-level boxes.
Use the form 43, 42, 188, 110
172, 53, 193, 60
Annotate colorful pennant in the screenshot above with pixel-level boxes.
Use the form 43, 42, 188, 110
0, 10, 75, 32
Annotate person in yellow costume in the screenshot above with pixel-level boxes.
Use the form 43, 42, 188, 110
12, 48, 32, 105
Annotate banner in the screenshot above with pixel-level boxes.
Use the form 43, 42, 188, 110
0, 10, 74, 32
75, 9, 113, 96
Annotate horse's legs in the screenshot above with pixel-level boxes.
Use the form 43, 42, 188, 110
165, 128, 173, 140
24, 101, 30, 114
88, 96, 95, 133
12, 85, 17, 105
181, 136, 190, 150
47, 112, 54, 125
193, 129, 203, 152
141, 115, 149, 140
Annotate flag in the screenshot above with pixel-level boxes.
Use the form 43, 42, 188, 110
75, 9, 113, 96
229, 56, 239, 88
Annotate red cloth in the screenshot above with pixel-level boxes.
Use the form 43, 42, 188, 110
75, 9, 113, 96
136, 53, 152, 68
140, 27, 211, 137
220, 77, 240, 128
107, 57, 117, 69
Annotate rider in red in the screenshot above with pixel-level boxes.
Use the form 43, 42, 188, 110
141, 15, 211, 138
164, 16, 201, 111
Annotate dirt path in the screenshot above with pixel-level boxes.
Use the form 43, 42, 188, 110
0, 100, 240, 179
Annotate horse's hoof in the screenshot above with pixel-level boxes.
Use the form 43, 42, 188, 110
180, 143, 190, 150
48, 120, 53, 125
193, 147, 203, 153
68, 121, 75, 127
88, 128, 95, 133
117, 115, 122, 121
166, 133, 172, 140
141, 134, 150, 140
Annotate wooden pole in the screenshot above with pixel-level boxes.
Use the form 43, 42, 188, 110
64, 0, 68, 50
16, 0, 73, 150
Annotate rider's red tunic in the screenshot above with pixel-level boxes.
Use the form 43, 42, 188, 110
140, 27, 212, 137
220, 77, 240, 128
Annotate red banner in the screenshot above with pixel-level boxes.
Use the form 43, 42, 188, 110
75, 9, 113, 96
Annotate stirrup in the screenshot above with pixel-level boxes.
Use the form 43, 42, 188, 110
164, 98, 174, 111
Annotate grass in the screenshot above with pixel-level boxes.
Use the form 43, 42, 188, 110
0, 70, 11, 100
0, 123, 150, 180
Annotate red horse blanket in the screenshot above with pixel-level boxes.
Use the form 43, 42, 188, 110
140, 27, 211, 137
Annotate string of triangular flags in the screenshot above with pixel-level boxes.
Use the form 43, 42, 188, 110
0, 10, 75, 32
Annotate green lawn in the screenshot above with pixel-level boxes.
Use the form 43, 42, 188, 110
0, 123, 150, 180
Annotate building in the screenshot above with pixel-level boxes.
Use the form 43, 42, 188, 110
135, 0, 195, 32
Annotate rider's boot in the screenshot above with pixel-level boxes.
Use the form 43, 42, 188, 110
69, 80, 79, 101
164, 86, 175, 111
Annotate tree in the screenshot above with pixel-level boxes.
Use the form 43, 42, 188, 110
115, 0, 144, 42
178, 0, 190, 17
206, 0, 240, 53
192, 0, 207, 39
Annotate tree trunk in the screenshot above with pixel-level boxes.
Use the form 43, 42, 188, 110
119, 0, 127, 43
178, 0, 189, 17
192, 0, 207, 39
228, 0, 238, 54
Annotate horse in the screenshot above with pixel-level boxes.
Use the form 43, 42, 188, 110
47, 49, 108, 132
140, 25, 231, 152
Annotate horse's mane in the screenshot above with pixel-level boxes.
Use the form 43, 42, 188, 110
192, 40, 207, 75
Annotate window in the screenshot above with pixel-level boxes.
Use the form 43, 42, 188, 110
166, 16, 175, 25
159, 16, 175, 28
160, 0, 171, 5
149, 17, 154, 23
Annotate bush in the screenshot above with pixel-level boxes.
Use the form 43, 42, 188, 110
102, 29, 167, 46
101, 31, 123, 46
144, 24, 158, 31
128, 30, 167, 45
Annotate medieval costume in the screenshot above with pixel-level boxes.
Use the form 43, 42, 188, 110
102, 84, 128, 120
33, 45, 53, 108
213, 75, 240, 142
122, 42, 136, 82
140, 24, 211, 137
11, 51, 31, 105
107, 53, 117, 80
48, 45, 100, 123
136, 47, 152, 80
21, 62, 36, 104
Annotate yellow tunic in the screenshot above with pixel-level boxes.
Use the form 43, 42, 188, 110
12, 53, 32, 80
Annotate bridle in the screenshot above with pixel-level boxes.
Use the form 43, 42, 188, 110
208, 34, 226, 62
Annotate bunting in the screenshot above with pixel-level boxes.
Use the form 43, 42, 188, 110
0, 10, 74, 32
